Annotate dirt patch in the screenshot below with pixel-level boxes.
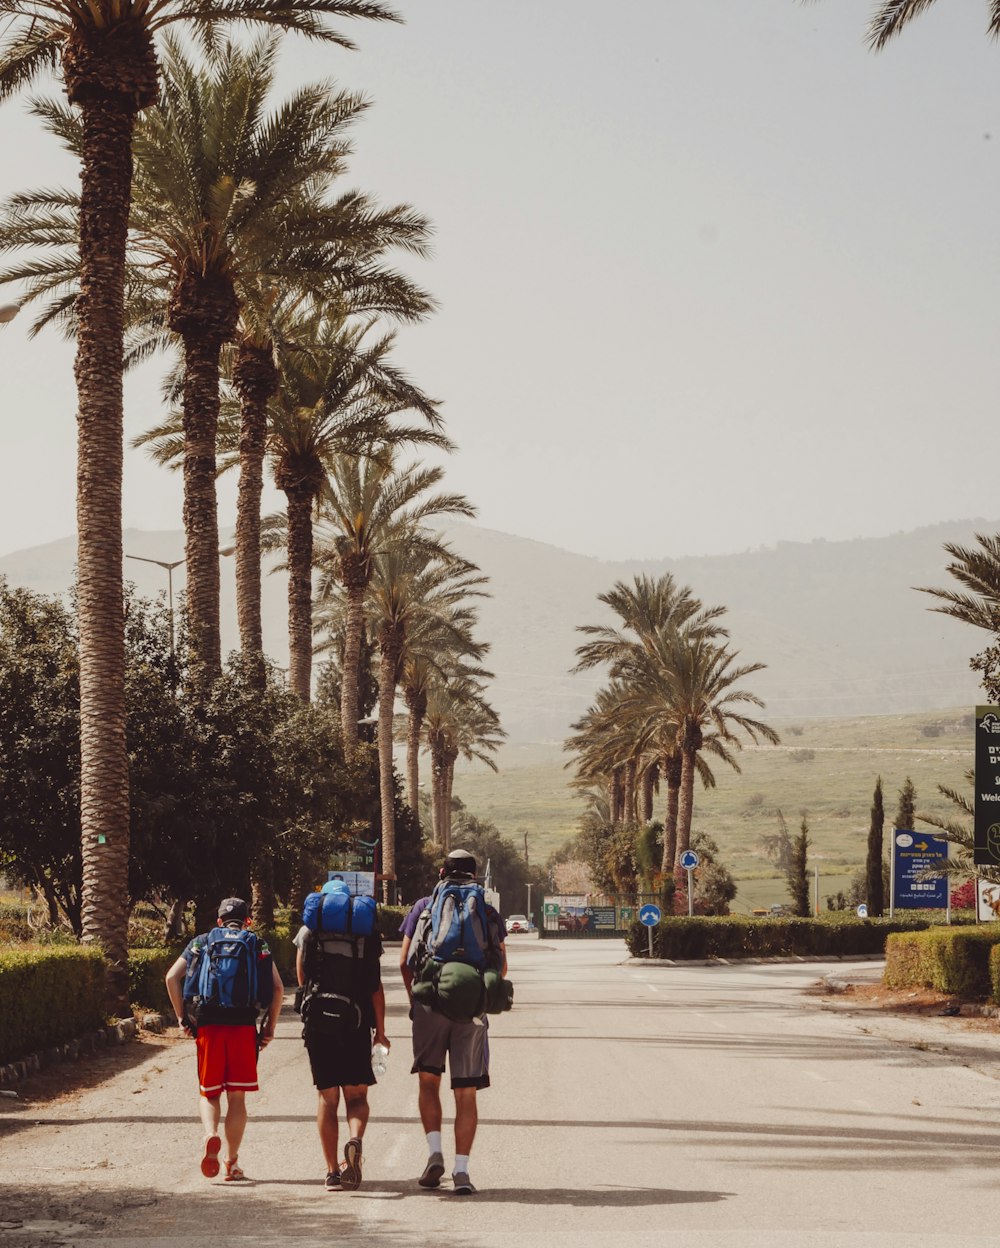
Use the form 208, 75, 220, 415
0, 1029, 173, 1111
815, 980, 1000, 1032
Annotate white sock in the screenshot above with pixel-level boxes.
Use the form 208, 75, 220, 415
427, 1131, 443, 1157
454, 1153, 470, 1175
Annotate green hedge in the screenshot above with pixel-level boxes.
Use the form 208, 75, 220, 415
0, 946, 107, 1064
128, 947, 181, 1015
885, 927, 1000, 997
379, 905, 410, 938
627, 915, 931, 960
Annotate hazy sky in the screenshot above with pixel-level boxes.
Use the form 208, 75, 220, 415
1, 0, 999, 561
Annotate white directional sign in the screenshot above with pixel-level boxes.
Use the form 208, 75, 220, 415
679, 850, 700, 871
639, 904, 661, 927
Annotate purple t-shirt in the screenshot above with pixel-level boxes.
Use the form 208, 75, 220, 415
399, 895, 506, 942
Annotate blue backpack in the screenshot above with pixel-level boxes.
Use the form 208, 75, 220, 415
422, 878, 494, 970
182, 927, 273, 1026
302, 883, 376, 937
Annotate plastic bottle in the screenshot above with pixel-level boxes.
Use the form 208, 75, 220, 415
372, 1043, 389, 1077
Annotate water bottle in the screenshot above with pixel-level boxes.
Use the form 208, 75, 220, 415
372, 1043, 389, 1077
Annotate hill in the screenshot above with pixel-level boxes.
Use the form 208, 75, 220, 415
0, 516, 992, 744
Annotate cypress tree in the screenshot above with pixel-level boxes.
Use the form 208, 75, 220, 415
785, 812, 811, 917
895, 777, 916, 833
866, 777, 885, 917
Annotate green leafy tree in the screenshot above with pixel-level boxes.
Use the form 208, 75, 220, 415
866, 777, 885, 917
895, 777, 916, 833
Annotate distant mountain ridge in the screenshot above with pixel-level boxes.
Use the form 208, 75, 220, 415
0, 518, 991, 742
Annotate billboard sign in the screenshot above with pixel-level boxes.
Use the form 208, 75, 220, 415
975, 706, 1000, 866
977, 878, 1000, 922
326, 870, 375, 898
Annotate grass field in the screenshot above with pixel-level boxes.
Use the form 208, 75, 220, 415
452, 707, 972, 913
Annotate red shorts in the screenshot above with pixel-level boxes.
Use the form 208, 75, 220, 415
196, 1025, 259, 1098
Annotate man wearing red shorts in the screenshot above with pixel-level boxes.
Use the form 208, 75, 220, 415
165, 898, 283, 1181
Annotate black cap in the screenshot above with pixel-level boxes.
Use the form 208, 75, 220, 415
444, 849, 477, 878
217, 897, 248, 923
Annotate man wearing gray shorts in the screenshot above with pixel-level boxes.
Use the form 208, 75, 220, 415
399, 850, 507, 1195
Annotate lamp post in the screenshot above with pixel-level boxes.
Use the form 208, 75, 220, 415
125, 554, 184, 655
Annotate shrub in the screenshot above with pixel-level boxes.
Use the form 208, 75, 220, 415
884, 928, 1000, 997
626, 914, 930, 961
379, 905, 410, 938
0, 946, 106, 1063
128, 947, 180, 1015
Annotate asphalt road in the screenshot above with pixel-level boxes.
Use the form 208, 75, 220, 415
3, 938, 1000, 1247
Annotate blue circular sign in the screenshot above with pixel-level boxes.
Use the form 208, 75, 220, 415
679, 850, 700, 870
639, 904, 661, 927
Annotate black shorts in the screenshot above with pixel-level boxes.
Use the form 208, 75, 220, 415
304, 1025, 375, 1090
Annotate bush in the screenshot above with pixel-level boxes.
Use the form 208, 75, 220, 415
379, 905, 410, 938
0, 946, 106, 1064
626, 914, 930, 961
884, 928, 1000, 997
128, 947, 180, 1015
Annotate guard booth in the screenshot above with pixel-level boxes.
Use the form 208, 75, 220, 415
542, 894, 660, 938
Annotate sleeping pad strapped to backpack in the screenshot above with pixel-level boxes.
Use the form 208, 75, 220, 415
182, 927, 274, 1028
411, 878, 513, 1021
301, 882, 378, 1036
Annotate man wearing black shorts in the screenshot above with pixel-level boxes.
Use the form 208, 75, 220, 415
295, 901, 389, 1191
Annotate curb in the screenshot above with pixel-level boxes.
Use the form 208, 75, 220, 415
0, 1015, 141, 1091
626, 954, 888, 968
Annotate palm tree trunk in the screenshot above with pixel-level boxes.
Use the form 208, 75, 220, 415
624, 758, 637, 825
444, 754, 457, 854
660, 752, 681, 874
675, 747, 697, 862
640, 761, 656, 825
284, 483, 315, 701
404, 686, 426, 824
73, 90, 147, 1015
429, 740, 445, 847
250, 855, 275, 932
340, 561, 368, 754
377, 632, 402, 901
233, 341, 277, 691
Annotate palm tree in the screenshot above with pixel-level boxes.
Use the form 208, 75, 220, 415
916, 533, 1000, 632
364, 540, 488, 891
572, 574, 727, 872
0, 0, 398, 1009
625, 628, 779, 863
314, 450, 476, 753
424, 676, 504, 850
867, 2, 1000, 49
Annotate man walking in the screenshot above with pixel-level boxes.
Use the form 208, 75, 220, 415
165, 897, 283, 1182
399, 849, 507, 1195
296, 880, 389, 1191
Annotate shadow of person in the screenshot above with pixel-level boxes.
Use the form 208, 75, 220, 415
340, 1181, 731, 1207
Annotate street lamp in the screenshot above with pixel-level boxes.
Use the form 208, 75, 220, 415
0, 304, 21, 324
125, 554, 184, 655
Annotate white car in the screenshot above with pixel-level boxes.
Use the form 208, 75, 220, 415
506, 914, 531, 933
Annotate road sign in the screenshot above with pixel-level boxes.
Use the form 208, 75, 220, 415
639, 904, 661, 927
975, 706, 1000, 864
856, 903, 868, 918
679, 850, 700, 871
891, 830, 948, 909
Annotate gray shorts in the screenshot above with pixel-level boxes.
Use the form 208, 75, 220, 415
410, 1003, 490, 1089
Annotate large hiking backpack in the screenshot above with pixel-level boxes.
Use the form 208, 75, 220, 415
301, 883, 377, 1037
422, 878, 493, 970
183, 927, 273, 1027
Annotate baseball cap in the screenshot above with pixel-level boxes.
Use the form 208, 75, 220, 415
217, 897, 249, 923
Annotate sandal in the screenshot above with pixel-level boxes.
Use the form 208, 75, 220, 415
224, 1157, 247, 1182
200, 1134, 221, 1179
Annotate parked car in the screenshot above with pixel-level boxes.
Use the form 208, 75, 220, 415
506, 914, 530, 933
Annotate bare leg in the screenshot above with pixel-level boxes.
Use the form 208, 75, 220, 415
417, 1071, 443, 1133
343, 1085, 370, 1141
453, 1086, 478, 1156
199, 1094, 222, 1138
317, 1086, 342, 1173
223, 1090, 247, 1163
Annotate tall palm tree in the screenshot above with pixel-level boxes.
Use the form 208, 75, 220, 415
424, 676, 504, 851
625, 628, 780, 863
314, 450, 475, 753
0, 0, 398, 1009
365, 540, 488, 892
572, 574, 727, 872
